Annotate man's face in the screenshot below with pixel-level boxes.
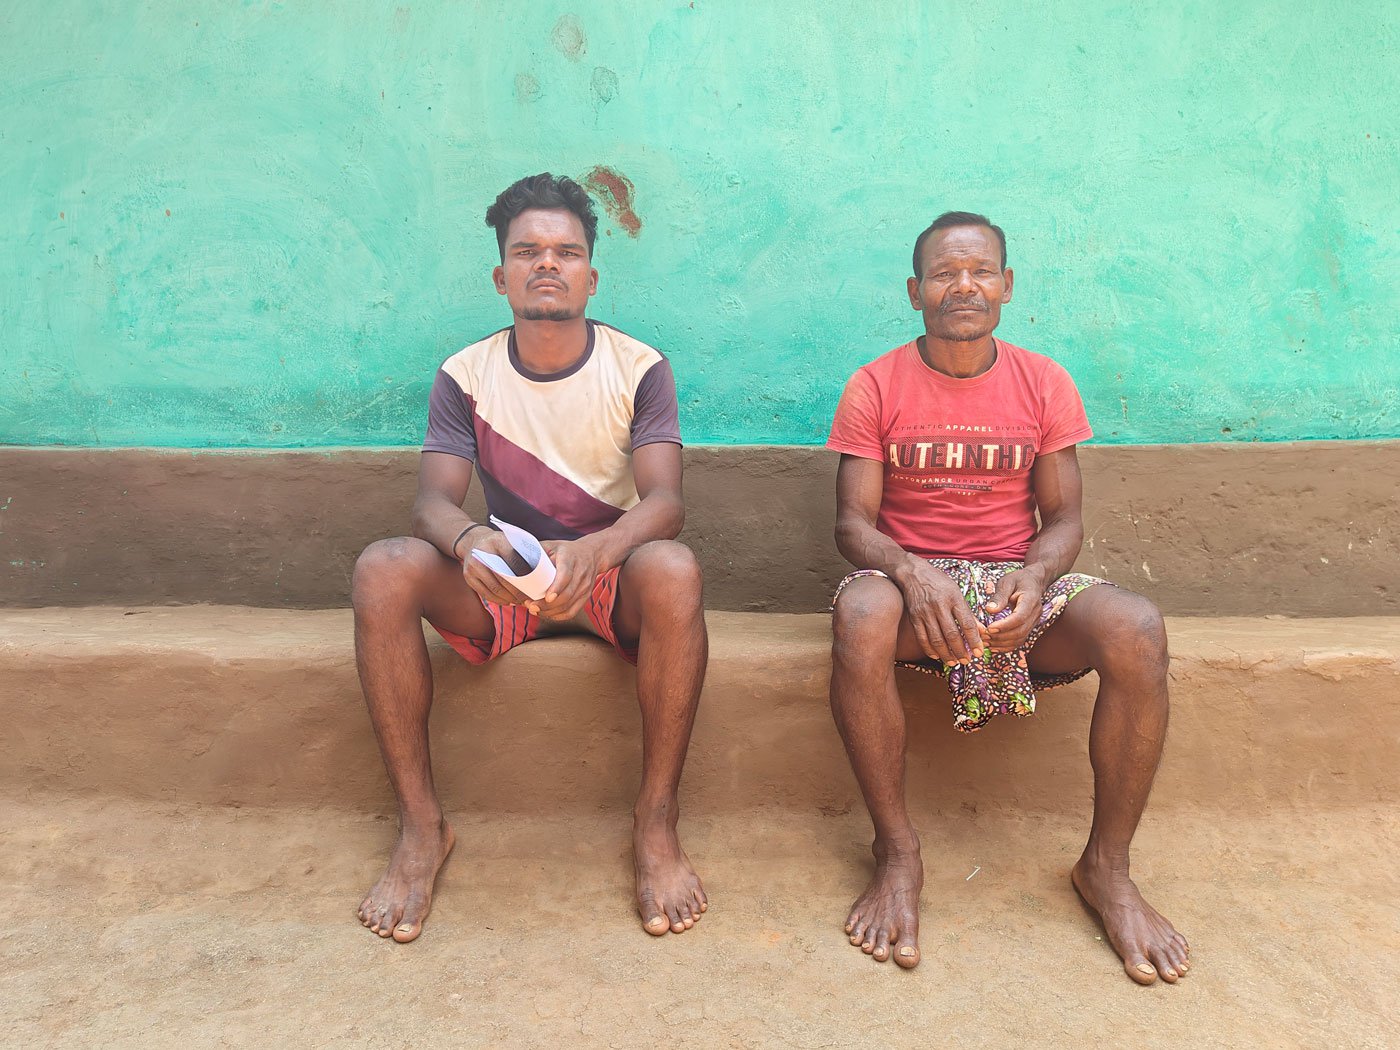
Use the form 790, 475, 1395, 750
493, 208, 597, 321
907, 225, 1013, 342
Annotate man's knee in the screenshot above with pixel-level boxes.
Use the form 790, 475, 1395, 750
1093, 591, 1169, 679
352, 537, 437, 610
623, 540, 704, 608
832, 576, 904, 660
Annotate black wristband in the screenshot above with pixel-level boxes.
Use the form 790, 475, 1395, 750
451, 523, 489, 560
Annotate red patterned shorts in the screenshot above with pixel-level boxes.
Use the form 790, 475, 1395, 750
430, 565, 638, 666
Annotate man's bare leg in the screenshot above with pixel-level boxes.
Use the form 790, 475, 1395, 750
351, 537, 493, 943
611, 541, 709, 935
1030, 584, 1190, 985
829, 576, 927, 968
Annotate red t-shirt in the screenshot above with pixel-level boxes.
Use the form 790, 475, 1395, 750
827, 337, 1092, 562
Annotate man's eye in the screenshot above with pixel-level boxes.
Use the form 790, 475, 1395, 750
976, 269, 993, 276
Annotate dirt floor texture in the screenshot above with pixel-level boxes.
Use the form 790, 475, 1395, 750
5, 800, 1397, 1049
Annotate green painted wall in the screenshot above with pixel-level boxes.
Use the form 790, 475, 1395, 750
3, 1, 1397, 448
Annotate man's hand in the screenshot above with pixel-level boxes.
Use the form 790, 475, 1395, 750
892, 557, 985, 665
460, 529, 533, 607
981, 568, 1045, 653
534, 538, 606, 621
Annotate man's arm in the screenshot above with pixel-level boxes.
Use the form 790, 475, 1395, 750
412, 451, 530, 607
983, 445, 1086, 651
834, 454, 984, 664
411, 451, 477, 557
533, 441, 686, 619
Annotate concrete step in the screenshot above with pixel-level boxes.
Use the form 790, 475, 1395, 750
4, 607, 1398, 813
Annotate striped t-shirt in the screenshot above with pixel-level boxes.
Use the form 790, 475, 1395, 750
423, 320, 682, 539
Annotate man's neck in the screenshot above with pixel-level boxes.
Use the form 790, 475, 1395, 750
513, 315, 590, 374
917, 333, 997, 378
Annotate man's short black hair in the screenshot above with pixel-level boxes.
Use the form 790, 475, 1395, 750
912, 211, 1008, 277
485, 173, 599, 260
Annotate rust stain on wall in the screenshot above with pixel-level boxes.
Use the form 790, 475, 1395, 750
582, 165, 640, 237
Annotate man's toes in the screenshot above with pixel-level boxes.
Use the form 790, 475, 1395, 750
360, 896, 380, 926
1149, 947, 1179, 982
392, 897, 428, 943
1159, 946, 1181, 980
872, 929, 892, 962
893, 934, 921, 970
1125, 956, 1158, 985
641, 902, 669, 936
694, 888, 708, 912
1164, 939, 1188, 974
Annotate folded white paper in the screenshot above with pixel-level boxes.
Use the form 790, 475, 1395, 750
468, 515, 558, 601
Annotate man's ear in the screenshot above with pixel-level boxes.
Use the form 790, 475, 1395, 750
588, 266, 599, 296
907, 275, 922, 310
493, 265, 507, 295
1001, 267, 1014, 303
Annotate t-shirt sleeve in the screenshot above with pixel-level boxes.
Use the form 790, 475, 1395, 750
422, 368, 477, 461
826, 368, 885, 461
630, 357, 683, 449
1038, 361, 1094, 455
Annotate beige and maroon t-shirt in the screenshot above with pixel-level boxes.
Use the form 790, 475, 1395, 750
424, 320, 681, 540
826, 338, 1092, 562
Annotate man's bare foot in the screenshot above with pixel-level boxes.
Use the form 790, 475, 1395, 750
845, 837, 923, 968
634, 809, 706, 935
357, 818, 455, 943
1072, 852, 1190, 985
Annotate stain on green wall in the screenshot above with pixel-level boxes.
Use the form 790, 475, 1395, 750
2, 1, 1397, 448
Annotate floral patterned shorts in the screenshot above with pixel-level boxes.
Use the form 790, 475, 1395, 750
833, 560, 1113, 733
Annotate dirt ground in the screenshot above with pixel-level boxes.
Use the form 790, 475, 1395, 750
5, 796, 1396, 1049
